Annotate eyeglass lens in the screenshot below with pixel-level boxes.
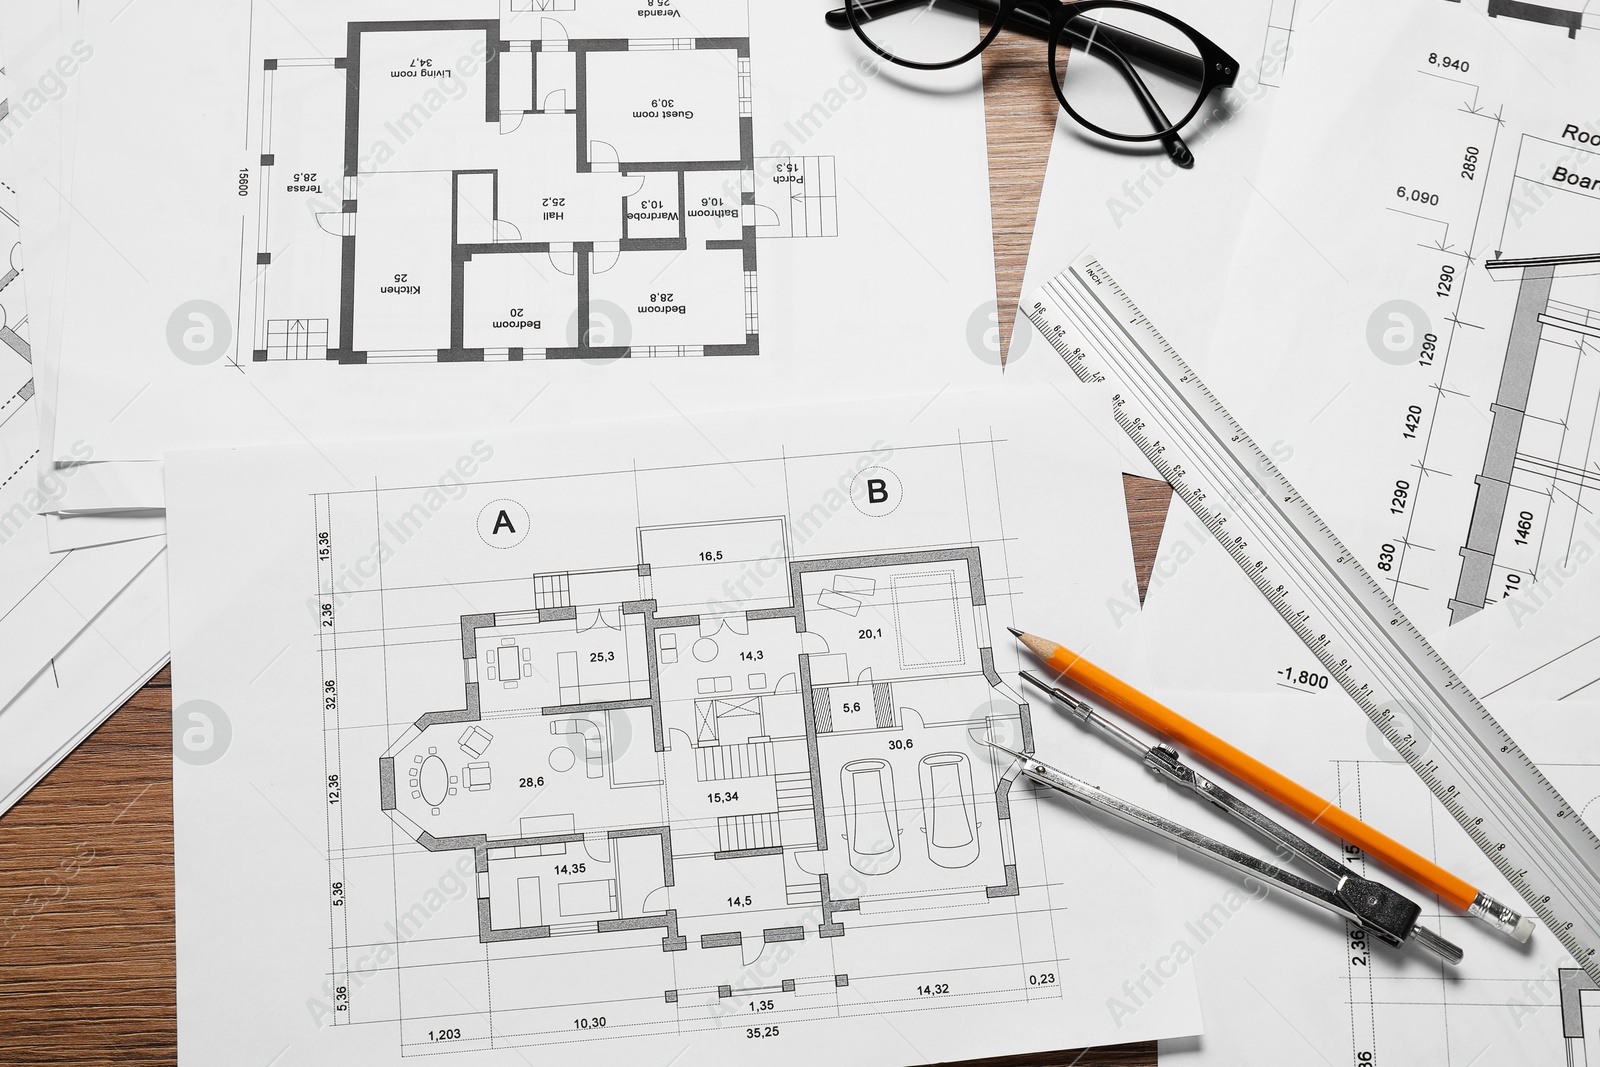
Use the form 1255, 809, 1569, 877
1053, 8, 1206, 139
846, 0, 995, 68
846, 0, 1209, 140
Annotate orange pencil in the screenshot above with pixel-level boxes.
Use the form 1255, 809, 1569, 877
1010, 627, 1535, 942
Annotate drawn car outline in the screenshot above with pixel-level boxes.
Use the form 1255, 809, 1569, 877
841, 757, 902, 874
918, 751, 980, 868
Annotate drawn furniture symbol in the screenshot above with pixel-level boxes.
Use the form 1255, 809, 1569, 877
459, 726, 493, 759
419, 754, 450, 809
464, 763, 492, 792
551, 719, 604, 778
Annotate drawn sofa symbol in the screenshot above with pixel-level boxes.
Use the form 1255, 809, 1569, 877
551, 718, 604, 779
918, 752, 980, 869
840, 758, 901, 875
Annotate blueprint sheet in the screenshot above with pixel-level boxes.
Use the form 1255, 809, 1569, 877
1129, 497, 1600, 1062
1190, 0, 1600, 637
0, 0, 169, 530
11, 0, 1007, 508
0, 78, 163, 706
163, 390, 1206, 1065
0, 65, 168, 808
1433, 558, 1600, 704
1136, 689, 1600, 1067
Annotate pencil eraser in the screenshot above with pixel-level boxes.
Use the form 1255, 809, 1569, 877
1513, 916, 1536, 943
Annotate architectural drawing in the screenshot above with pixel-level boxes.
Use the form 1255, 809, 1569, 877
250, 2, 837, 364
1326, 754, 1600, 1066
308, 439, 1075, 1055
375, 538, 1030, 950
1479, 0, 1600, 38
1451, 252, 1600, 621
1445, 121, 1600, 621
1276, 54, 1600, 632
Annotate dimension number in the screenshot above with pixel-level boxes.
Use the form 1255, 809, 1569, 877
1279, 667, 1330, 690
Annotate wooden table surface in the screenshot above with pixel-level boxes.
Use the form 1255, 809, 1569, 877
0, 28, 1175, 1067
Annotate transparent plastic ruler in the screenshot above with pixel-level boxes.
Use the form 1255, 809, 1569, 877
1026, 254, 1600, 980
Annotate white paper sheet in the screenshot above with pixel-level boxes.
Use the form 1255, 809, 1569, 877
1433, 556, 1600, 704
43, 509, 166, 552
1011, 0, 1293, 369
1135, 690, 1600, 1067
0, 550, 168, 816
163, 389, 1206, 1066
0, 0, 175, 535
0, 73, 164, 704
1111, 409, 1600, 1063
1189, 0, 1600, 636
18, 0, 1007, 503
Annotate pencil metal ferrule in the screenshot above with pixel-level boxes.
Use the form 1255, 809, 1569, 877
1470, 891, 1536, 943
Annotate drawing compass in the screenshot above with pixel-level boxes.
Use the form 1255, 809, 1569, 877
988, 672, 1464, 965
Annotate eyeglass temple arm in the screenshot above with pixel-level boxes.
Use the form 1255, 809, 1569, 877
1060, 18, 1193, 168
824, 0, 1206, 84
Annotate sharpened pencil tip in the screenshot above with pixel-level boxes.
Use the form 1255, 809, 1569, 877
1007, 626, 1025, 639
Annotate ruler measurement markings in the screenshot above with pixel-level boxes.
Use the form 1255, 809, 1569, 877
1060, 269, 1600, 902
1047, 273, 1590, 879
1027, 261, 1600, 974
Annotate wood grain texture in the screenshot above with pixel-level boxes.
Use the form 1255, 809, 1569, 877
0, 24, 1173, 1067
981, 28, 1061, 362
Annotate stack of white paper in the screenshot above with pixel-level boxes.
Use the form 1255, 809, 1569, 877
0, 22, 169, 812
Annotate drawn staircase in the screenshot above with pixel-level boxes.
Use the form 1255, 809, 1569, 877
776, 771, 813, 812
695, 741, 773, 781
785, 874, 823, 907
717, 812, 779, 852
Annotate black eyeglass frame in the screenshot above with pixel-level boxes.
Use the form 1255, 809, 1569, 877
829, 0, 1239, 164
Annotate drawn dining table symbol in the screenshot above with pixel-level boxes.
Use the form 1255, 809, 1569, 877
419, 754, 451, 807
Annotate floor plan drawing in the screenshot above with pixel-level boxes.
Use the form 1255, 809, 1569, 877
1561, 966, 1600, 1062
1323, 749, 1600, 1067
165, 400, 1208, 1063
374, 537, 1032, 957
298, 428, 1103, 1057
250, 2, 836, 365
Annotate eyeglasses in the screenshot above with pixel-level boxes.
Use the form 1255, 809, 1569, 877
825, 0, 1239, 169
